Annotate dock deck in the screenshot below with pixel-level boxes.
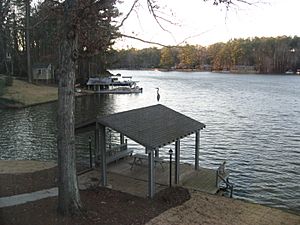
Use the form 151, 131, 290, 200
79, 156, 227, 197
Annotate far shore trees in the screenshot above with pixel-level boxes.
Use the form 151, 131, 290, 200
110, 36, 300, 73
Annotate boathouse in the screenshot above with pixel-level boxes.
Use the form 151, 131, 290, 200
76, 104, 231, 198
32, 63, 54, 83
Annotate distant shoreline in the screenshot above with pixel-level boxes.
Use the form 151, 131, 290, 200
111, 68, 300, 75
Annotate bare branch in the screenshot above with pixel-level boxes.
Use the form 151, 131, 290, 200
117, 0, 139, 28
204, 0, 262, 8
146, 0, 168, 32
120, 33, 170, 47
176, 28, 216, 46
31, 14, 51, 29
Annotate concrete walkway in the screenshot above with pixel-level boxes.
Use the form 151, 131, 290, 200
0, 187, 58, 208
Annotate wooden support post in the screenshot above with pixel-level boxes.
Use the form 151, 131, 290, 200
175, 140, 180, 184
155, 148, 159, 158
195, 130, 200, 170
95, 123, 100, 163
147, 148, 155, 198
120, 134, 124, 145
99, 124, 107, 186
89, 136, 92, 168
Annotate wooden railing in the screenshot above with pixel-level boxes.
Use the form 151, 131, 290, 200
216, 161, 234, 197
95, 141, 133, 165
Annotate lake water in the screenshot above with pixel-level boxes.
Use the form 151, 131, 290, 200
0, 71, 299, 212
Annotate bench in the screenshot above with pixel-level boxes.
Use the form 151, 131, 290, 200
95, 143, 133, 165
107, 148, 133, 164
107, 143, 128, 157
130, 153, 164, 170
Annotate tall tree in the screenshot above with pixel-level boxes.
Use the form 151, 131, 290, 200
56, 0, 119, 215
57, 0, 81, 215
178, 45, 198, 69
0, 0, 12, 74
25, 0, 32, 82
160, 47, 177, 69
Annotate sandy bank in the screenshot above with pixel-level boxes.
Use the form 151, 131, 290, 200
146, 190, 300, 225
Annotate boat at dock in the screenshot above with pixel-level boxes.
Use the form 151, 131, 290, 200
86, 75, 143, 94
285, 69, 294, 74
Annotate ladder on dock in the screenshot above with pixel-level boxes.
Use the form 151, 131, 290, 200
180, 161, 234, 197
216, 161, 234, 197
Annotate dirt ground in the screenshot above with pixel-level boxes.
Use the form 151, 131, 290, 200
146, 190, 300, 225
1, 160, 300, 225
0, 160, 189, 225
0, 169, 57, 197
0, 187, 189, 225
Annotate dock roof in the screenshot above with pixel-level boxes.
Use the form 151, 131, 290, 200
97, 104, 205, 149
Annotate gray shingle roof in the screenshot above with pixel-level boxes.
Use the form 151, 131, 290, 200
97, 104, 205, 149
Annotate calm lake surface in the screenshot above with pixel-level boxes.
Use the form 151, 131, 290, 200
0, 71, 300, 212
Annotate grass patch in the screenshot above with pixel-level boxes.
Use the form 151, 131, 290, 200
0, 79, 58, 107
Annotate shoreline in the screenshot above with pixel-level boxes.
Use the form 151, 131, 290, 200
0, 78, 93, 109
1, 160, 299, 216
111, 67, 300, 75
1, 160, 299, 224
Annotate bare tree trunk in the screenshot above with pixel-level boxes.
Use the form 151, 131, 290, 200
57, 0, 81, 216
25, 0, 32, 83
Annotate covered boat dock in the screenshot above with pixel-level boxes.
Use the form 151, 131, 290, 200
76, 104, 231, 198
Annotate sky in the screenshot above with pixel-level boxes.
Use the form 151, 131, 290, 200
115, 0, 300, 49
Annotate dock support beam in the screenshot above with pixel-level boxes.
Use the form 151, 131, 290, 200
155, 148, 159, 158
195, 130, 200, 170
175, 140, 180, 184
99, 124, 107, 186
120, 134, 124, 145
147, 148, 155, 198
95, 123, 100, 162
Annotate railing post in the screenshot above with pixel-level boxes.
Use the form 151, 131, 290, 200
99, 124, 107, 186
89, 136, 92, 168
195, 131, 200, 170
216, 170, 219, 188
175, 140, 180, 184
147, 148, 155, 198
120, 134, 124, 145
169, 149, 173, 187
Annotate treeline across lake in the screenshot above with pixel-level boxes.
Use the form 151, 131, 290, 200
109, 36, 300, 74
